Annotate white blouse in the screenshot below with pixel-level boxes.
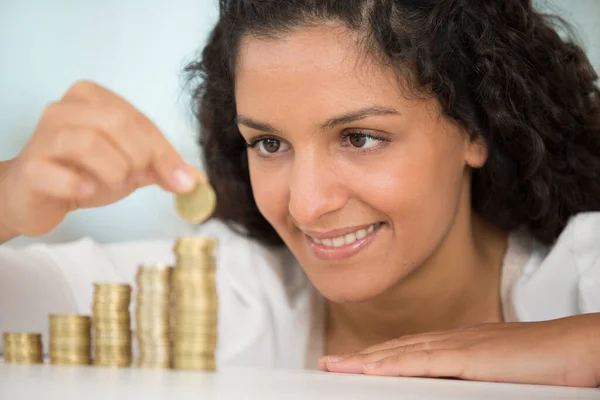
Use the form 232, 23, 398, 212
1, 212, 599, 369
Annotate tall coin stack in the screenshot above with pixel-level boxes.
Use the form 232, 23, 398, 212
135, 265, 172, 369
171, 237, 218, 371
3, 333, 43, 364
92, 284, 132, 367
49, 315, 91, 365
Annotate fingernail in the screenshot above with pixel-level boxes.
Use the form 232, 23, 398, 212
363, 362, 380, 370
173, 168, 196, 192
79, 181, 95, 197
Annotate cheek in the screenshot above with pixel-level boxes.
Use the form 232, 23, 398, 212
248, 158, 290, 226
369, 140, 465, 262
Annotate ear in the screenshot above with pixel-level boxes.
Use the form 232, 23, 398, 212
465, 135, 488, 168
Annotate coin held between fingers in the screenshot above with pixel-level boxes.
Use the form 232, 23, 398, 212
174, 182, 217, 224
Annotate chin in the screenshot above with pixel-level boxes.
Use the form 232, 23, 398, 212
310, 275, 393, 304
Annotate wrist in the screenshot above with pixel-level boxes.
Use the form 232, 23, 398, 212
0, 159, 18, 244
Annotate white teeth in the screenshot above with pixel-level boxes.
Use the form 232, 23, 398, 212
332, 237, 345, 247
344, 233, 357, 245
311, 223, 381, 248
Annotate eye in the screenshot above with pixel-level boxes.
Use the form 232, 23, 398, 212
342, 132, 385, 150
246, 137, 290, 156
260, 138, 281, 153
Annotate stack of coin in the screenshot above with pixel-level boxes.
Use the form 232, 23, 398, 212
49, 315, 91, 365
170, 237, 218, 371
92, 284, 132, 367
3, 333, 43, 364
135, 265, 172, 369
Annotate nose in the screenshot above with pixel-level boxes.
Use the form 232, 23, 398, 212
288, 150, 348, 226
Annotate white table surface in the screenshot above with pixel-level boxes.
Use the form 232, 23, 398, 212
1, 363, 598, 400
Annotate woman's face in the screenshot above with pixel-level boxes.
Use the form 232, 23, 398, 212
235, 25, 486, 303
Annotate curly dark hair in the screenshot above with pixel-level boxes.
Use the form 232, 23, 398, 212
186, 0, 600, 247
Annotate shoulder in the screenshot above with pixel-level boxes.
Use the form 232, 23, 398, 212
509, 212, 600, 321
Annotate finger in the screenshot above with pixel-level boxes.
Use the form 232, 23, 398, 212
128, 167, 170, 192
61, 80, 128, 106
26, 160, 96, 200
324, 341, 446, 374
50, 127, 131, 189
147, 129, 206, 193
362, 349, 466, 378
356, 331, 458, 355
45, 101, 206, 193
44, 102, 153, 176
131, 169, 156, 189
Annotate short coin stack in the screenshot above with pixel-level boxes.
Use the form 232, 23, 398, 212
170, 237, 218, 371
92, 284, 132, 367
3, 333, 43, 364
135, 265, 172, 369
49, 315, 91, 365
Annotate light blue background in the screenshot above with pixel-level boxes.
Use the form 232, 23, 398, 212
1, 0, 598, 245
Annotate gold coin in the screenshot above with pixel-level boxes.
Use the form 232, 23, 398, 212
171, 331, 218, 339
4, 355, 44, 364
92, 308, 131, 316
4, 346, 43, 353
50, 351, 91, 360
172, 356, 216, 371
49, 337, 91, 346
93, 360, 131, 368
94, 283, 131, 291
174, 237, 218, 252
49, 327, 91, 336
93, 348, 132, 356
172, 342, 218, 354
49, 314, 91, 323
3, 333, 42, 343
174, 182, 216, 223
137, 361, 171, 369
138, 351, 170, 359
172, 271, 215, 279
136, 331, 169, 341
51, 359, 91, 366
137, 264, 172, 273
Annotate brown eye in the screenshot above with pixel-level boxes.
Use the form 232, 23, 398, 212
349, 134, 367, 148
342, 132, 385, 151
262, 138, 281, 153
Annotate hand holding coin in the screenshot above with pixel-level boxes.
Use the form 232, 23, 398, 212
0, 80, 207, 241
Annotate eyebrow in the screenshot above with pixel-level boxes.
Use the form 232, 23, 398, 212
235, 105, 400, 134
319, 106, 400, 130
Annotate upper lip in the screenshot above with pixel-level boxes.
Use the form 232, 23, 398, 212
302, 222, 379, 240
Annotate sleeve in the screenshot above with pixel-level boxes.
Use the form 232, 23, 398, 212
571, 212, 600, 314
0, 237, 174, 355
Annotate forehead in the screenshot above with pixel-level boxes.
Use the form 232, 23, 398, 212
234, 25, 407, 118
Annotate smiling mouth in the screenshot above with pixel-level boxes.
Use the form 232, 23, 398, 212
306, 222, 383, 248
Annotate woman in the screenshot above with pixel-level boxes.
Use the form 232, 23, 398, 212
1, 0, 599, 387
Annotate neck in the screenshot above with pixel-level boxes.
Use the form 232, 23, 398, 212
325, 210, 508, 354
